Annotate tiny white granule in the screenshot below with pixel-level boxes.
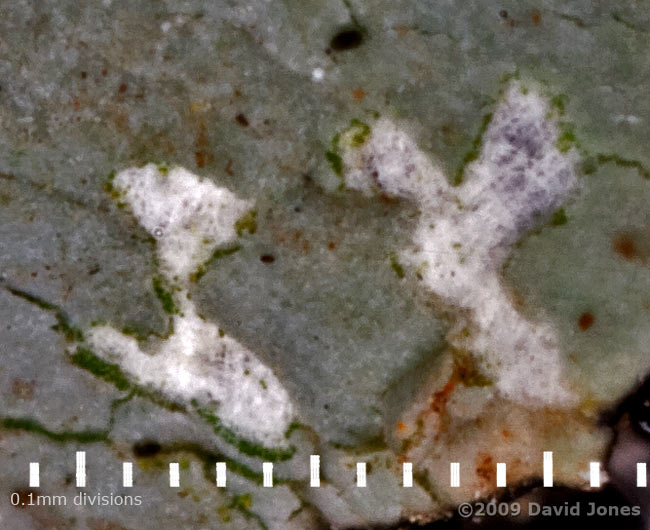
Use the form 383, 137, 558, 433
312, 68, 325, 82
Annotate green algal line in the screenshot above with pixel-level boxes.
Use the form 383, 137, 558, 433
71, 346, 131, 391
348, 119, 371, 147
596, 154, 650, 179
389, 251, 405, 279
5, 286, 83, 342
190, 245, 241, 283
193, 403, 296, 462
325, 150, 343, 177
550, 208, 568, 226
235, 209, 258, 237
229, 494, 268, 530
152, 276, 177, 314
453, 112, 493, 186
1, 417, 108, 443
556, 122, 577, 153
71, 347, 185, 413
190, 442, 281, 486
284, 420, 306, 440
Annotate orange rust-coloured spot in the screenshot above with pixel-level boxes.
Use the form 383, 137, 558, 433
73, 98, 81, 110
429, 377, 456, 415
328, 241, 336, 250
352, 89, 366, 101
476, 453, 495, 485
578, 312, 594, 331
502, 429, 511, 438
531, 9, 541, 26
225, 159, 234, 176
613, 233, 637, 261
396, 421, 407, 433
118, 83, 128, 93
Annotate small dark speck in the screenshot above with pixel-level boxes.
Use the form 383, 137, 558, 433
80, 71, 87, 79
499, 9, 508, 18
88, 265, 101, 275
235, 113, 249, 127
578, 312, 594, 331
118, 83, 128, 93
260, 254, 275, 264
323, 404, 330, 410
330, 28, 364, 51
133, 441, 162, 457
294, 206, 302, 213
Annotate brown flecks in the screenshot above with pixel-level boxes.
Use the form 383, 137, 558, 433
113, 112, 128, 131
260, 254, 275, 264
118, 83, 127, 94
531, 9, 542, 25
396, 421, 407, 433
578, 312, 594, 331
429, 377, 456, 415
379, 194, 400, 205
352, 89, 366, 101
235, 113, 249, 127
101, 68, 108, 76
502, 429, 511, 438
613, 233, 637, 261
225, 159, 233, 176
88, 265, 101, 275
12, 379, 35, 400
81, 178, 87, 185
30, 272, 37, 278
195, 121, 209, 168
80, 71, 87, 79
328, 241, 336, 250
44, 265, 51, 271
196, 121, 208, 147
73, 98, 81, 111
476, 453, 495, 485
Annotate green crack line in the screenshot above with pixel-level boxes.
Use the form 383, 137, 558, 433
4, 285, 297, 465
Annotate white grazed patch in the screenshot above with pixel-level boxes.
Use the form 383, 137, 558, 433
89, 164, 294, 446
114, 164, 252, 279
341, 83, 579, 406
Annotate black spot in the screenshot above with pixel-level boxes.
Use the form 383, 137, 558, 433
260, 254, 275, 264
330, 28, 364, 51
133, 441, 162, 457
235, 113, 249, 127
499, 9, 508, 18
